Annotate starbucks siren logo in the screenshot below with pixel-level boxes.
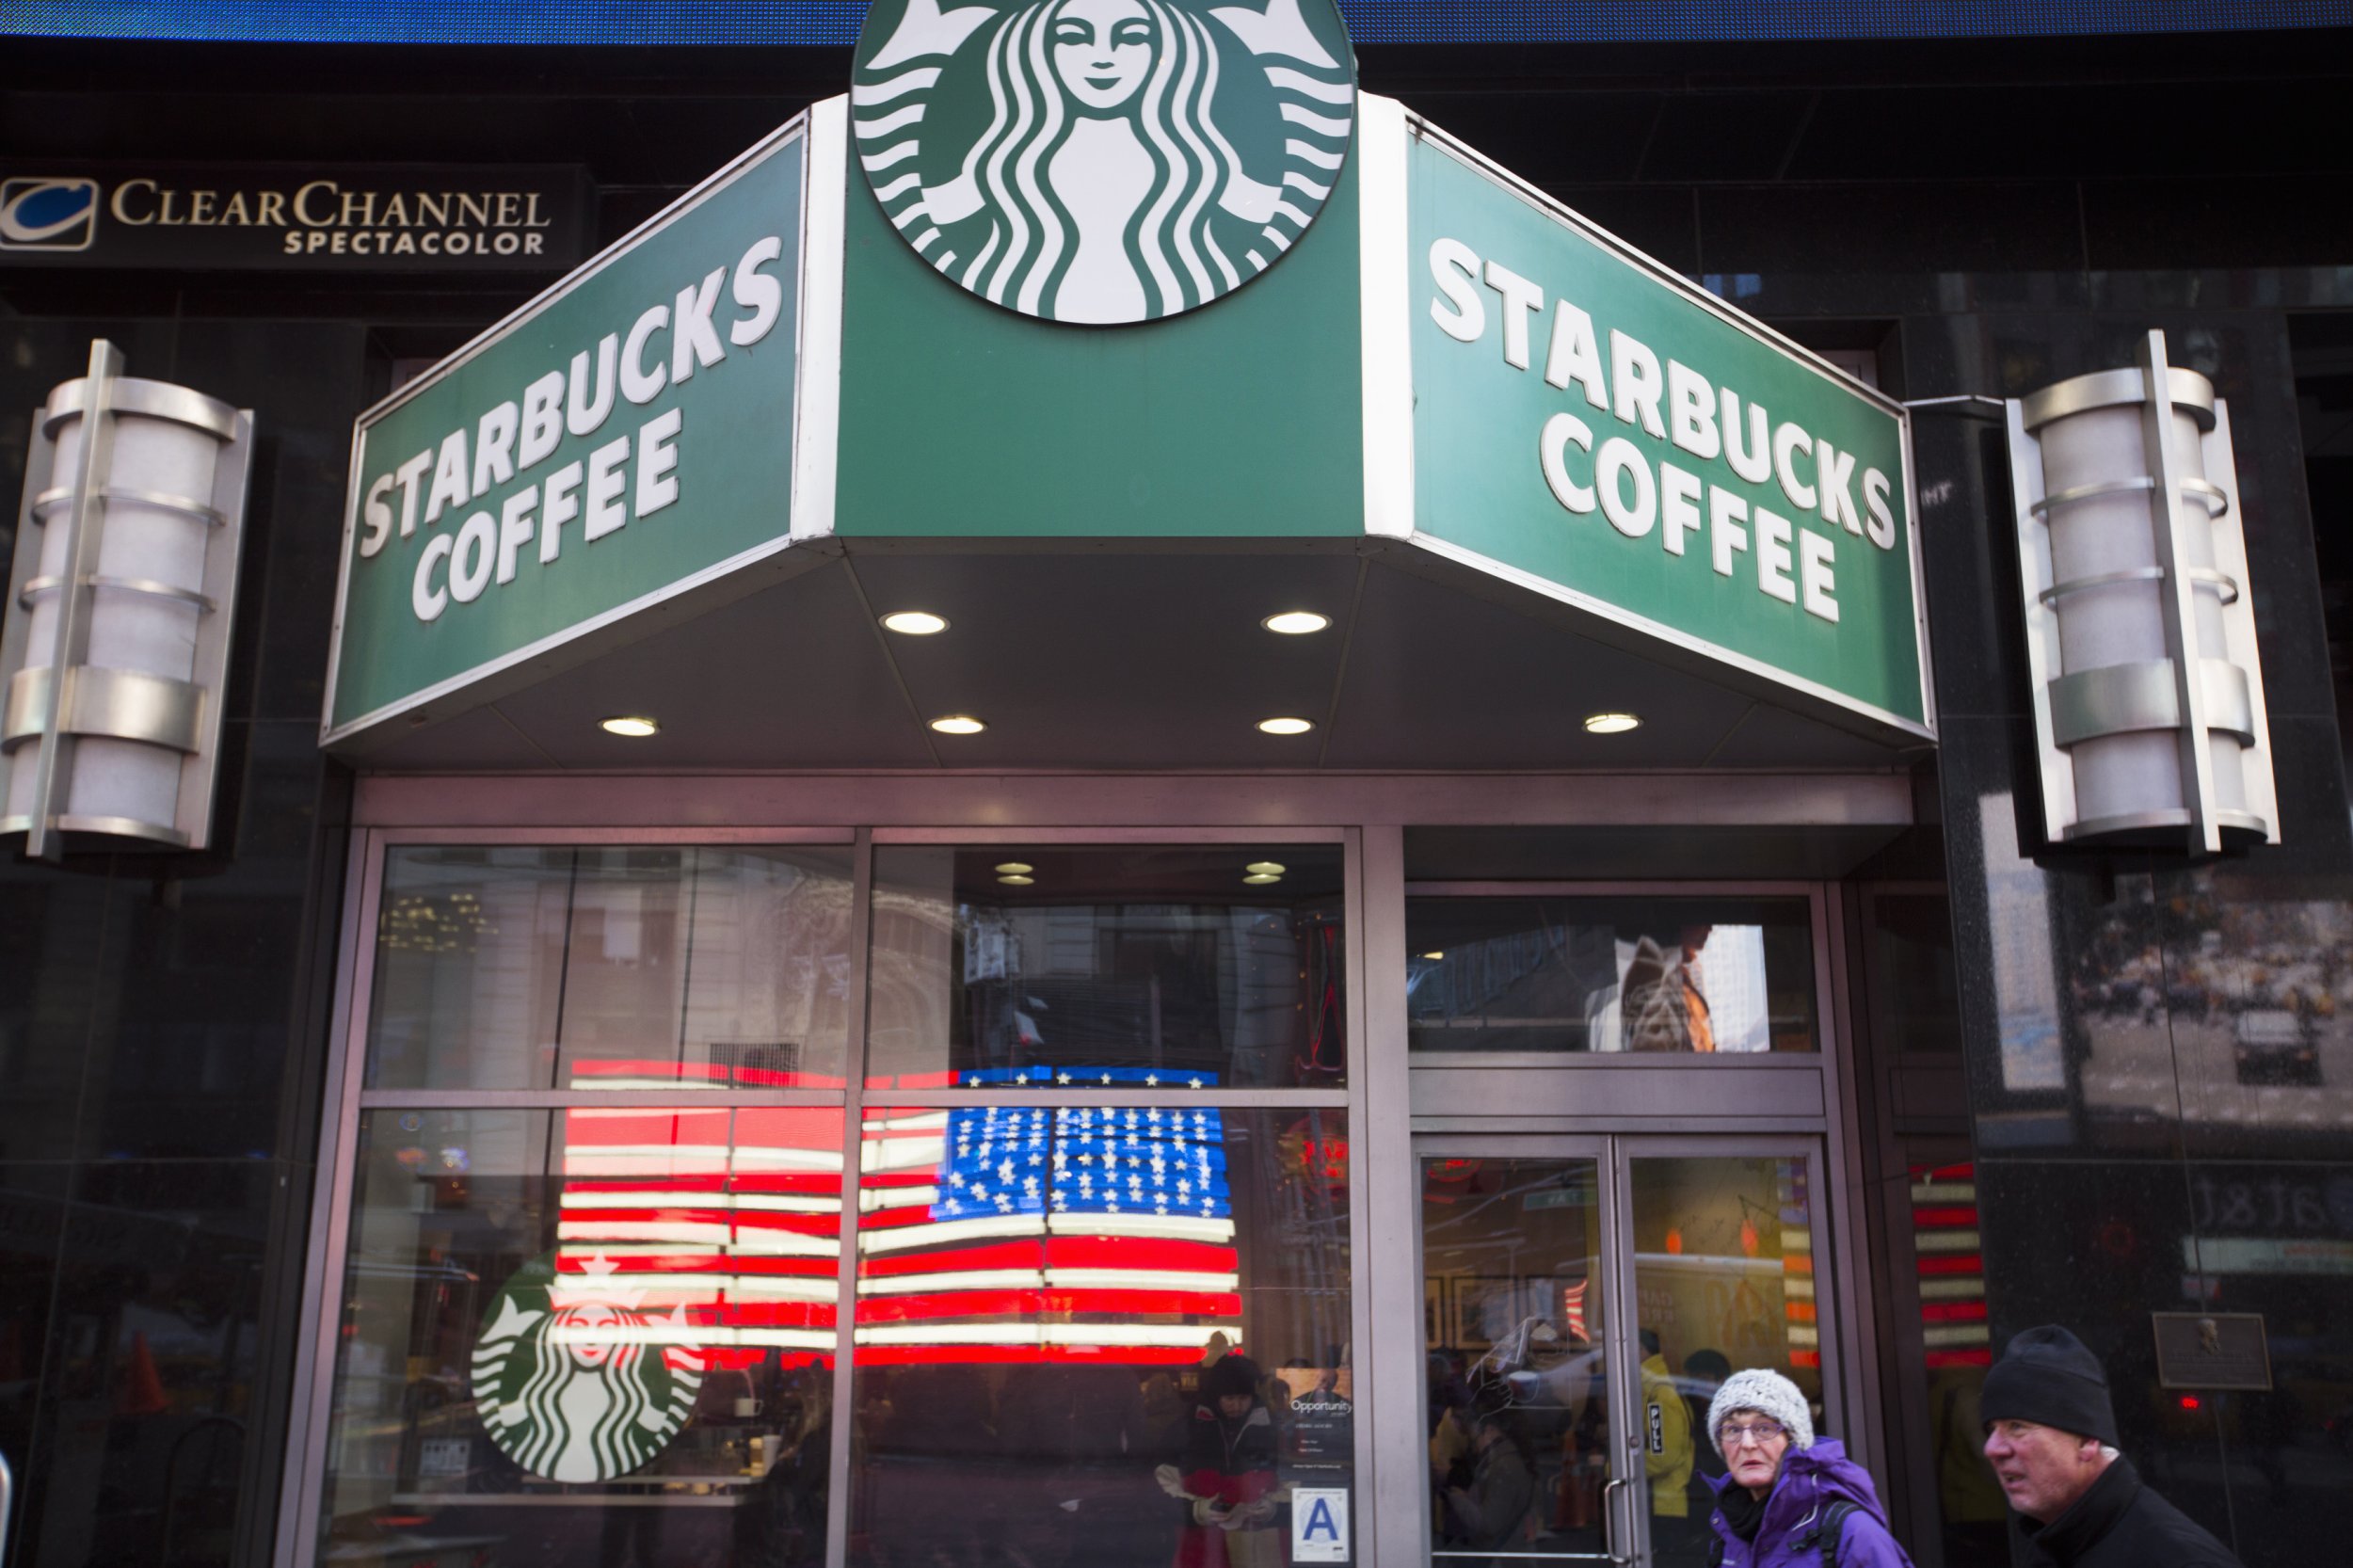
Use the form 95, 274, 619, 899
852, 0, 1356, 323
471, 1252, 704, 1482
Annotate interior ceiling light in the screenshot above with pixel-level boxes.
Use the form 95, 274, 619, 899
1257, 716, 1314, 735
1582, 712, 1642, 735
1261, 611, 1330, 635
997, 874, 1035, 886
1242, 872, 1282, 885
1244, 861, 1286, 875
600, 715, 660, 738
881, 611, 949, 635
1421, 952, 1446, 961
930, 715, 986, 734
994, 861, 1033, 875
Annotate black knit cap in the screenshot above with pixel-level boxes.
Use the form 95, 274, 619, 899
1979, 1325, 2118, 1445
1200, 1353, 1263, 1402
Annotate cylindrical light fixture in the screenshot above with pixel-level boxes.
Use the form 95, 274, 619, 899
2, 340, 253, 859
2005, 329, 2276, 854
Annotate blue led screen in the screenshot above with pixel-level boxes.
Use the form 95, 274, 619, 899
5, 1, 2348, 45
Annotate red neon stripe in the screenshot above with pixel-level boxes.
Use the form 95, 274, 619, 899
1047, 1238, 1238, 1273
855, 1343, 1209, 1368
1786, 1301, 1817, 1324
1787, 1351, 1821, 1369
1781, 1254, 1814, 1276
1915, 1255, 1984, 1276
860, 1240, 1045, 1277
1919, 1301, 1988, 1323
1911, 1207, 1980, 1226
1924, 1349, 1993, 1369
719, 1301, 838, 1328
854, 1288, 1244, 1324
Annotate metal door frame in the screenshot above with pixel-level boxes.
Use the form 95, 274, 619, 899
1406, 1131, 1840, 1568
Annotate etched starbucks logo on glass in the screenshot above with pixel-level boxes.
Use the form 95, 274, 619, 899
853, 0, 1356, 323
471, 1252, 705, 1482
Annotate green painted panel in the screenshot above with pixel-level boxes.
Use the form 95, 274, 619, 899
327, 126, 805, 736
833, 138, 1364, 539
1406, 133, 1928, 730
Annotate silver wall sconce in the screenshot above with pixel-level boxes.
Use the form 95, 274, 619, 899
2006, 329, 2277, 855
2, 340, 254, 860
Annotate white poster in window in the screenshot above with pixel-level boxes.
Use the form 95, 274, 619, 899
1291, 1487, 1349, 1563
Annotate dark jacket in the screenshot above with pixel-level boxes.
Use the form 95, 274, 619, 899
2009, 1455, 2241, 1567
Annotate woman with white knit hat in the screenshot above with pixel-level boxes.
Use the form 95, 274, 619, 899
1699, 1368, 1915, 1567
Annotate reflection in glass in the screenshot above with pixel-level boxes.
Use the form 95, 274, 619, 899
1629, 1156, 1822, 1568
366, 846, 854, 1090
849, 1107, 1352, 1568
866, 847, 1346, 1089
1419, 1156, 1609, 1563
1406, 898, 1817, 1054
1904, 1161, 2007, 1566
321, 1107, 842, 1568
1864, 893, 1963, 1053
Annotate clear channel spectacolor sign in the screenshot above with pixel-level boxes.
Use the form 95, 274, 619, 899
851, 0, 1355, 323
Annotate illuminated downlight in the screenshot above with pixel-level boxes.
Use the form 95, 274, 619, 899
880, 611, 949, 635
998, 874, 1035, 886
1241, 873, 1281, 885
1257, 716, 1314, 735
1261, 611, 1330, 635
1582, 712, 1642, 735
1243, 861, 1286, 875
994, 862, 1033, 874
930, 715, 985, 735
600, 715, 660, 738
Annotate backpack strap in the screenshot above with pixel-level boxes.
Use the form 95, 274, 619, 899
1796, 1500, 1857, 1568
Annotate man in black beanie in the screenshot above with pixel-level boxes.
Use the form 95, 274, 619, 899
1977, 1325, 2241, 1566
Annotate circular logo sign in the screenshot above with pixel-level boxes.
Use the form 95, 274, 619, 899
852, 0, 1357, 324
471, 1253, 705, 1482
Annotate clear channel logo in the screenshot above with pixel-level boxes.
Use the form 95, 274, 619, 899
0, 178, 100, 251
851, 0, 1356, 325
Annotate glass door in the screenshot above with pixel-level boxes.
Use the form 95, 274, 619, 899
1417, 1140, 1833, 1568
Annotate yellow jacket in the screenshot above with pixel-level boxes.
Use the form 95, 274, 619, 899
1640, 1354, 1694, 1517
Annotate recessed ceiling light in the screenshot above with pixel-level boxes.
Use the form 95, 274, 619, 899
1242, 872, 1282, 885
600, 715, 660, 738
1421, 951, 1446, 961
881, 611, 949, 635
1245, 861, 1286, 875
994, 862, 1033, 875
1257, 716, 1315, 735
997, 874, 1034, 886
1262, 611, 1330, 635
930, 714, 986, 734
1583, 712, 1642, 735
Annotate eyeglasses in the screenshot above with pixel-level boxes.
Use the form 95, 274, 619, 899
1719, 1420, 1788, 1448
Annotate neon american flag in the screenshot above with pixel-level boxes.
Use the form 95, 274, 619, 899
855, 1096, 1242, 1366
552, 1069, 1241, 1370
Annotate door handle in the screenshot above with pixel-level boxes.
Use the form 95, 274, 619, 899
1598, 1476, 1630, 1567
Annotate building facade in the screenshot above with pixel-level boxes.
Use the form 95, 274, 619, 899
3, 10, 2351, 1568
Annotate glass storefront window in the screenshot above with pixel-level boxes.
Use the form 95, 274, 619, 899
866, 846, 1347, 1089
1864, 892, 1963, 1053
366, 846, 855, 1090
847, 1106, 1353, 1568
321, 1106, 845, 1568
1405, 896, 1817, 1054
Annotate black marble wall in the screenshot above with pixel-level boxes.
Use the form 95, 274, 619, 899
0, 317, 361, 1568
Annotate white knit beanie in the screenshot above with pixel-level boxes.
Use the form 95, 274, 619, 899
1705, 1368, 1815, 1458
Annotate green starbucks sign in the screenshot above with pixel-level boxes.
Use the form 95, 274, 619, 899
327, 80, 1931, 753
472, 1252, 706, 1483
850, 0, 1355, 323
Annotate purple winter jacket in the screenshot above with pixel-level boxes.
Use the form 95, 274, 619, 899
1703, 1439, 1915, 1568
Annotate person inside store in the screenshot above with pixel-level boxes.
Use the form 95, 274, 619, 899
1701, 1368, 1914, 1567
1161, 1350, 1281, 1568
1440, 1383, 1539, 1564
1978, 1325, 2244, 1567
